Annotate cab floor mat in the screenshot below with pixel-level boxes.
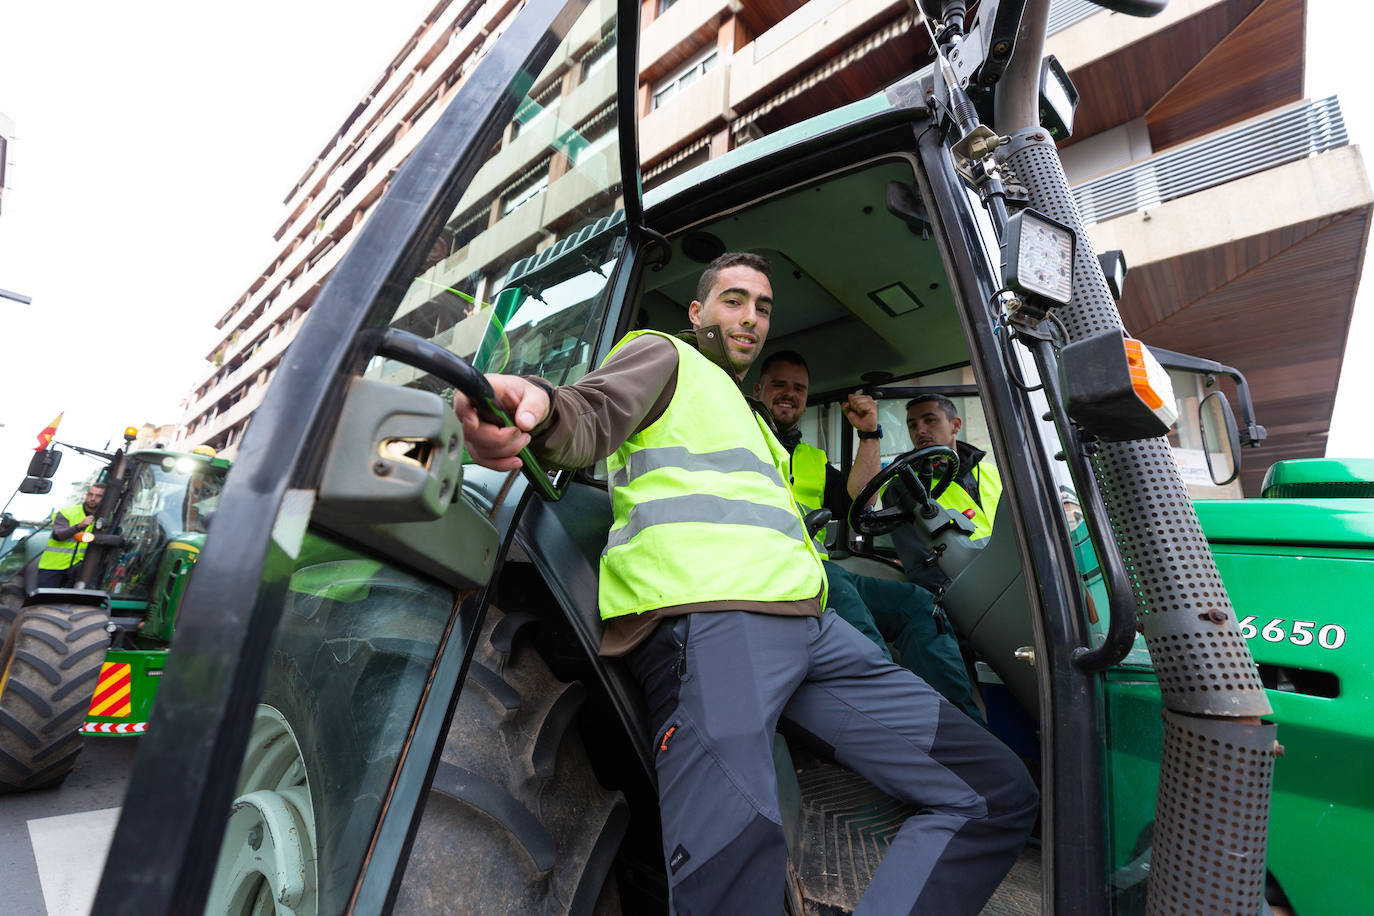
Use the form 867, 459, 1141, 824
788, 749, 1041, 914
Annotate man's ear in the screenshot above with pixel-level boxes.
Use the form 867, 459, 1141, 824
950, 417, 963, 438
753, 380, 762, 399
688, 300, 703, 329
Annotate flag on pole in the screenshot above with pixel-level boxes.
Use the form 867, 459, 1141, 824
34, 412, 63, 451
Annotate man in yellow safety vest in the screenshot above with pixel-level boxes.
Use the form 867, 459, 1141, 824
36, 483, 104, 589
454, 252, 1035, 915
906, 393, 1002, 540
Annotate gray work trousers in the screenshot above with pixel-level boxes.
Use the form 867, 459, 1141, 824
626, 609, 1038, 916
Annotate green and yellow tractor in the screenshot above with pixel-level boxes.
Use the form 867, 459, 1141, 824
0, 436, 228, 791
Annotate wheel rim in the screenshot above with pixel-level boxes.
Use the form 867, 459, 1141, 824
206, 705, 318, 916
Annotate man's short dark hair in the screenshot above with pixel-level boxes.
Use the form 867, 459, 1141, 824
906, 393, 959, 421
696, 252, 771, 304
759, 349, 808, 378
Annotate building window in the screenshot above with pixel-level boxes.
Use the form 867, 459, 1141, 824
651, 45, 721, 110
579, 26, 615, 82
501, 170, 549, 216
451, 206, 490, 252
568, 108, 617, 167
658, 0, 678, 13
512, 79, 562, 140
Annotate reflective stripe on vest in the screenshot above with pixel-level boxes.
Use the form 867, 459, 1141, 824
599, 331, 825, 620
788, 441, 830, 554
936, 462, 1002, 541
610, 445, 785, 491
39, 504, 87, 571
605, 493, 808, 553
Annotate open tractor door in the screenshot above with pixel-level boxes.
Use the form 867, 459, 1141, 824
96, 0, 1282, 912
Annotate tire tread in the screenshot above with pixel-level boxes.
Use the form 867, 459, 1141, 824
0, 604, 109, 793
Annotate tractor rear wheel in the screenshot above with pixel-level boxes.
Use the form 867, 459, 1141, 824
0, 603, 109, 793
395, 606, 629, 915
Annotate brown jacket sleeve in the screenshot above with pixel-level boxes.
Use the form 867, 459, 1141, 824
529, 335, 679, 470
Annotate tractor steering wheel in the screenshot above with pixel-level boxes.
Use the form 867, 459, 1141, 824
848, 445, 959, 537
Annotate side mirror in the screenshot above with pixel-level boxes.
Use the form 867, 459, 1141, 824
27, 449, 62, 479
1199, 391, 1242, 486
19, 477, 53, 495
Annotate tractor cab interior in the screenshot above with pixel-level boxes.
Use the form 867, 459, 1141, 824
496, 152, 1058, 762
628, 156, 1043, 733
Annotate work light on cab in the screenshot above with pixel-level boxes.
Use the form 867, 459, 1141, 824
1000, 208, 1076, 324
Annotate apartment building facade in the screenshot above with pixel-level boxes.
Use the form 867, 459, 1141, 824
180, 0, 1369, 498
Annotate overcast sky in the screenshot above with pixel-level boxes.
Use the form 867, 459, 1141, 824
0, 0, 1370, 520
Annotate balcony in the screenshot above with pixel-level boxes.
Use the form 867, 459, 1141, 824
728, 0, 906, 114
1078, 97, 1372, 494
1072, 96, 1348, 226
640, 0, 737, 80
641, 64, 731, 165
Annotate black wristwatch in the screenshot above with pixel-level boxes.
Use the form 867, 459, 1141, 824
857, 425, 882, 440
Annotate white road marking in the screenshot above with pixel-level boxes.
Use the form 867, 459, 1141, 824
27, 806, 120, 916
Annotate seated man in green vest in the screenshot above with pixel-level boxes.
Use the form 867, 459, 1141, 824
901, 393, 1003, 592
754, 351, 981, 722
456, 252, 1035, 915
36, 483, 104, 590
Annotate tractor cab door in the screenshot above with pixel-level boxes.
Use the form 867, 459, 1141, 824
94, 0, 643, 911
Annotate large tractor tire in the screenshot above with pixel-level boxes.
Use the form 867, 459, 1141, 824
0, 590, 20, 648
0, 603, 109, 793
395, 606, 629, 915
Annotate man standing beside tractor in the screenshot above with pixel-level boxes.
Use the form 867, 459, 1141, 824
35, 482, 104, 589
455, 252, 1037, 914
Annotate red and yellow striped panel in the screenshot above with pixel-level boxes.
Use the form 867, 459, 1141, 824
89, 662, 132, 718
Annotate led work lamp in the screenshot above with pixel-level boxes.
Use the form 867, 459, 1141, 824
1038, 55, 1079, 141
1001, 208, 1077, 318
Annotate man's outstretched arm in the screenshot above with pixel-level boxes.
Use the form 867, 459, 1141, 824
454, 335, 679, 472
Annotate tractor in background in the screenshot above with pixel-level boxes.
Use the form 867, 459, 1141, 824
0, 432, 228, 791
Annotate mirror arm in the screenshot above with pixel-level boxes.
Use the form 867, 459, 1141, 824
991, 0, 1050, 133
1150, 346, 1267, 448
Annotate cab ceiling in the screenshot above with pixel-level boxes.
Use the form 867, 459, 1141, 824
637, 158, 968, 394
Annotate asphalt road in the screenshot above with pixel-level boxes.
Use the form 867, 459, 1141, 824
0, 738, 140, 916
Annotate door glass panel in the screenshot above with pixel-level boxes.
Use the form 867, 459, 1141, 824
207, 534, 455, 915
368, 0, 626, 394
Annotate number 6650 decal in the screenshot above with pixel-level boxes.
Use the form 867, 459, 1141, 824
1238, 617, 1346, 649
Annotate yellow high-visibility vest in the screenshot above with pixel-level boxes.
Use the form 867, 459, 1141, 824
599, 331, 825, 619
39, 504, 88, 571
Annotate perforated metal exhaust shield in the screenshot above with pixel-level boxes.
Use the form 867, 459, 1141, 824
997, 128, 1270, 717
997, 128, 1273, 914
1148, 713, 1275, 915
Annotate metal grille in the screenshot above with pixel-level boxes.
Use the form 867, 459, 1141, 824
1072, 96, 1347, 225
1147, 714, 1275, 916
1047, 0, 1103, 35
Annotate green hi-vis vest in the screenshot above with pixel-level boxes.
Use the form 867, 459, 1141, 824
599, 331, 826, 620
39, 504, 87, 571
788, 441, 830, 555
937, 462, 1003, 541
